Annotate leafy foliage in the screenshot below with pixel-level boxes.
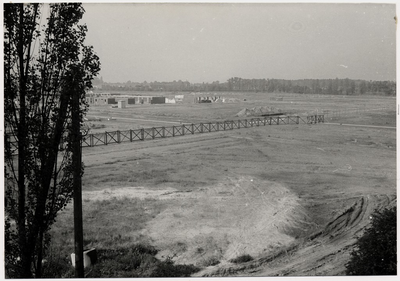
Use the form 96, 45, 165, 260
346, 206, 397, 275
4, 3, 100, 278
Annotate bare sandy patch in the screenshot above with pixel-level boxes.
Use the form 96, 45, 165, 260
143, 176, 311, 266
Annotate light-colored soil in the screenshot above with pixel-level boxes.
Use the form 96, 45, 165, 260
143, 176, 306, 265
79, 94, 396, 276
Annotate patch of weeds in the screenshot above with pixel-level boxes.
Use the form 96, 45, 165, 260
44, 243, 199, 278
48, 196, 167, 271
41, 247, 74, 278
86, 246, 199, 278
199, 256, 220, 267
127, 169, 170, 185
196, 247, 204, 254
229, 254, 254, 264
173, 242, 187, 254
149, 256, 200, 278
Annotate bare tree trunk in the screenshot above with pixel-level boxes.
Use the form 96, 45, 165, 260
72, 82, 84, 277
35, 229, 44, 278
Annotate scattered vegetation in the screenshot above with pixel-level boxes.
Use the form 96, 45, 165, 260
41, 244, 200, 278
41, 197, 189, 277
200, 256, 221, 267
229, 254, 254, 264
346, 206, 396, 275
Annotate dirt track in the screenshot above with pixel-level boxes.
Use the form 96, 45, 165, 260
81, 107, 396, 276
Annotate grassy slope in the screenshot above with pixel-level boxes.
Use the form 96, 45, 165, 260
48, 94, 396, 277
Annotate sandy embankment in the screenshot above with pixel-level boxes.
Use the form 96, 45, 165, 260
138, 176, 313, 266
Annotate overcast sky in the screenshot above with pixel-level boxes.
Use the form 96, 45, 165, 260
81, 3, 396, 83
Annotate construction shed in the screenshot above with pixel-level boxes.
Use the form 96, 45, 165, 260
128, 98, 135, 104
118, 100, 126, 108
150, 97, 166, 104
107, 98, 117, 104
134, 96, 151, 104
175, 95, 184, 103
165, 97, 176, 104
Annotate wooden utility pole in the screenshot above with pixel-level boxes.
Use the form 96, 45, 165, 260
72, 89, 84, 278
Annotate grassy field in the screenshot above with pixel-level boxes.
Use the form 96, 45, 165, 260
48, 92, 396, 277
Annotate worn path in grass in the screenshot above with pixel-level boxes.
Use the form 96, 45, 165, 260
79, 108, 395, 276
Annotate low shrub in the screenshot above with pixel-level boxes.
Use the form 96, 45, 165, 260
229, 254, 253, 264
149, 256, 200, 277
200, 256, 220, 267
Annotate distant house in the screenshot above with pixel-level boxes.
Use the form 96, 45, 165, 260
107, 98, 117, 104
175, 95, 184, 102
165, 97, 176, 104
118, 100, 126, 108
150, 97, 166, 104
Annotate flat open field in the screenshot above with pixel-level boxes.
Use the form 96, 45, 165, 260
53, 93, 396, 276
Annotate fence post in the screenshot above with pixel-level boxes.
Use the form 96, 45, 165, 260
105, 132, 107, 145
216, 122, 219, 131
277, 117, 279, 125
191, 123, 194, 134
173, 126, 175, 137
269, 117, 272, 125
200, 123, 203, 133
141, 128, 144, 140
117, 130, 120, 143
90, 134, 94, 147
162, 127, 165, 138
182, 124, 185, 135
130, 129, 133, 142
287, 116, 290, 124
152, 128, 155, 139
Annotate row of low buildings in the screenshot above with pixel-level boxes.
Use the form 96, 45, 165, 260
85, 92, 234, 107
85, 93, 176, 106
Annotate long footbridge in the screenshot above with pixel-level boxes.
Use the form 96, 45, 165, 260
81, 114, 324, 148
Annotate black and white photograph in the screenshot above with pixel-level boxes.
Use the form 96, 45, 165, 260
2, 1, 397, 278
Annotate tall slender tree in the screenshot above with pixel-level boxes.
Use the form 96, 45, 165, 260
4, 3, 100, 278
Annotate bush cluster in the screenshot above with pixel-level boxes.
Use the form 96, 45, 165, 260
346, 206, 396, 275
41, 244, 199, 278
229, 254, 254, 264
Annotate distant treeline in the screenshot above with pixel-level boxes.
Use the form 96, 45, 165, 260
93, 77, 396, 96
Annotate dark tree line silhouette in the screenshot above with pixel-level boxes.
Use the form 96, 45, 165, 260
94, 77, 395, 96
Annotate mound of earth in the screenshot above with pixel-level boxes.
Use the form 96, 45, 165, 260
142, 176, 314, 267
236, 106, 282, 117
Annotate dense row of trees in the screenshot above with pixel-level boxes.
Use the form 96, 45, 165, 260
94, 77, 396, 96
